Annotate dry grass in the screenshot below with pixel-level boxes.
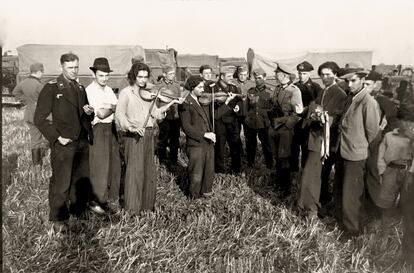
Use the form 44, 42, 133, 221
2, 107, 412, 273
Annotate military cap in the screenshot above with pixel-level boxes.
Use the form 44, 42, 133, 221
131, 55, 144, 64
162, 66, 175, 73
253, 67, 266, 77
30, 63, 44, 73
297, 61, 314, 72
219, 65, 236, 74
237, 65, 248, 73
340, 70, 369, 80
275, 63, 294, 75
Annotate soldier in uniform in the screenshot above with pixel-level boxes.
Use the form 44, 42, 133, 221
199, 65, 215, 93
34, 53, 95, 232
244, 68, 273, 169
156, 66, 182, 168
292, 61, 323, 172
13, 62, 49, 166
269, 63, 304, 197
212, 66, 243, 174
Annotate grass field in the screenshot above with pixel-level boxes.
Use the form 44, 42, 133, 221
2, 107, 412, 273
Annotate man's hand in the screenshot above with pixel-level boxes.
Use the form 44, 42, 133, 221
83, 105, 94, 115
204, 132, 216, 143
174, 97, 185, 104
129, 125, 145, 137
233, 105, 240, 113
57, 136, 72, 146
225, 93, 237, 105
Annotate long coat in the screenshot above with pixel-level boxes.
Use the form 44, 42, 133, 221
307, 84, 347, 153
34, 74, 94, 144
339, 88, 380, 161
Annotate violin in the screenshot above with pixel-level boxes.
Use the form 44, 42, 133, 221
198, 91, 246, 106
139, 84, 186, 103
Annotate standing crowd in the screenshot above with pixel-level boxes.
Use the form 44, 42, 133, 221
12, 52, 414, 266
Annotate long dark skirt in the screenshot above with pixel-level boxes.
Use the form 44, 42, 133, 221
123, 129, 156, 214
89, 123, 121, 204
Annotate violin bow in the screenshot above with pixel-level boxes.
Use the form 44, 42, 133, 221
143, 86, 162, 129
209, 83, 216, 131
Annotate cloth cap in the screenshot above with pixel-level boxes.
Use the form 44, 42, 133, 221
237, 65, 248, 73
296, 61, 314, 72
340, 70, 369, 80
184, 75, 203, 91
30, 63, 44, 73
253, 67, 266, 77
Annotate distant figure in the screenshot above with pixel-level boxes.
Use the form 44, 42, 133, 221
155, 66, 182, 169
13, 63, 48, 166
34, 53, 95, 232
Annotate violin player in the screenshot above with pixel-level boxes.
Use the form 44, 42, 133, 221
115, 62, 184, 215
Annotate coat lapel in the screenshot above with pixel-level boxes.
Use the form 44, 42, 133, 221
188, 95, 211, 131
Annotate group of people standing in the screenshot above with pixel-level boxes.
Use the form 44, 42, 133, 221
13, 52, 413, 266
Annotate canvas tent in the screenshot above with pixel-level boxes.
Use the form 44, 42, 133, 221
176, 54, 219, 81
247, 48, 373, 79
219, 57, 247, 69
16, 44, 146, 91
144, 48, 177, 82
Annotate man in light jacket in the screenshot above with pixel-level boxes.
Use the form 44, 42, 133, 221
334, 70, 381, 236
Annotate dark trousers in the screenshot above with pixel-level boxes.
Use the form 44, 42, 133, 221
49, 138, 91, 221
290, 122, 309, 172
215, 120, 242, 173
186, 142, 215, 198
89, 123, 121, 205
271, 126, 294, 196
298, 151, 323, 212
157, 119, 181, 165
401, 174, 414, 266
244, 126, 272, 168
333, 156, 366, 234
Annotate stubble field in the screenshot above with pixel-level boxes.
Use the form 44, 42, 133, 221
2, 107, 411, 273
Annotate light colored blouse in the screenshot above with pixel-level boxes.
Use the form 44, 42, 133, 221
115, 86, 165, 131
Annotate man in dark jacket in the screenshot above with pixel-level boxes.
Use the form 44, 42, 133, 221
292, 61, 323, 172
244, 68, 273, 169
212, 66, 243, 174
34, 53, 95, 232
156, 66, 182, 168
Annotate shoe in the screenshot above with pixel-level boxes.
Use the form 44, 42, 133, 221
52, 220, 69, 233
89, 201, 106, 215
202, 192, 214, 198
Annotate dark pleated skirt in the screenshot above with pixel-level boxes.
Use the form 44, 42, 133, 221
123, 129, 156, 214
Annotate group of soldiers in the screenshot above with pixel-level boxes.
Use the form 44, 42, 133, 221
13, 53, 414, 266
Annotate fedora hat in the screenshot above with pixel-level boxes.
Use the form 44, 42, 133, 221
90, 57, 112, 73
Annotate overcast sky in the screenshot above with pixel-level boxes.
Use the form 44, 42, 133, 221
1, 0, 413, 65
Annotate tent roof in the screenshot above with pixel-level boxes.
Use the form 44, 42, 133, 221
144, 48, 177, 68
177, 54, 219, 69
16, 44, 145, 75
247, 48, 373, 78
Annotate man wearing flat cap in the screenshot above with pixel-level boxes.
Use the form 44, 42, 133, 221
269, 63, 304, 197
291, 61, 323, 172
333, 70, 380, 236
85, 57, 121, 215
34, 53, 95, 232
212, 65, 243, 174
13, 62, 48, 167
155, 66, 182, 169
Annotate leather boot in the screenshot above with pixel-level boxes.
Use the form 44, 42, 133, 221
31, 148, 42, 166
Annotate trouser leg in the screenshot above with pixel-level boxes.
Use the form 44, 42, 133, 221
258, 127, 273, 169
49, 142, 76, 221
226, 122, 242, 173
157, 119, 169, 164
244, 126, 257, 166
